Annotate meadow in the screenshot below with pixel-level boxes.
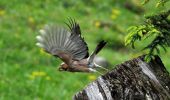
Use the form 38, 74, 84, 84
0, 0, 170, 100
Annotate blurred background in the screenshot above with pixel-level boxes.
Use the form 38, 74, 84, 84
0, 0, 170, 99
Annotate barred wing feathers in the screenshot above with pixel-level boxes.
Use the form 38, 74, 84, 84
36, 24, 89, 61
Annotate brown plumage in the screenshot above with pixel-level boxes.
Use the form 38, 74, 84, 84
36, 19, 107, 73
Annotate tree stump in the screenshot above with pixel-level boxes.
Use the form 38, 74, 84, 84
73, 55, 170, 100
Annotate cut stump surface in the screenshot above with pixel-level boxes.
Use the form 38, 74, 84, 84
73, 55, 170, 100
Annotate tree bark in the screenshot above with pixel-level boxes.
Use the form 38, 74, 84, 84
73, 55, 170, 100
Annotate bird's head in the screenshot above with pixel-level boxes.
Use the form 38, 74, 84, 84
58, 63, 69, 71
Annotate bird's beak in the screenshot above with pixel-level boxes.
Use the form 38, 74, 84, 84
58, 67, 63, 71
58, 67, 64, 71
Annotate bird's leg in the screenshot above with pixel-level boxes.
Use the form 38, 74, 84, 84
94, 63, 109, 71
88, 68, 96, 72
88, 68, 103, 75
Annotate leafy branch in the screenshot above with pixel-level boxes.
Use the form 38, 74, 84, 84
125, 10, 170, 60
142, 0, 170, 7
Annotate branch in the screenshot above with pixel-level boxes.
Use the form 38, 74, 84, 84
73, 55, 170, 100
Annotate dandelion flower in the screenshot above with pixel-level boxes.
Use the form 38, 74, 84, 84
112, 8, 120, 15
88, 75, 96, 81
110, 8, 121, 20
0, 9, 5, 16
32, 71, 47, 77
111, 15, 117, 20
28, 16, 35, 24
94, 21, 101, 28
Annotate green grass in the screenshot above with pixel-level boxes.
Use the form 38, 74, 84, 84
0, 0, 170, 99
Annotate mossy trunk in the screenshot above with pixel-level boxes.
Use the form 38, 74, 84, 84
73, 55, 170, 100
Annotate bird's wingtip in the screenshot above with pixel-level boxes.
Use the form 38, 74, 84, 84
36, 43, 44, 48
39, 29, 46, 35
36, 35, 44, 42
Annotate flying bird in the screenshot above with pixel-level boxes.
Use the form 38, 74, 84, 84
36, 19, 107, 73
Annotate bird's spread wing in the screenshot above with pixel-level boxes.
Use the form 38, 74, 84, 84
65, 18, 89, 58
36, 20, 89, 64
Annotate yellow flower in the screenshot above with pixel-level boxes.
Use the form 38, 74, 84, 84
94, 21, 101, 28
28, 16, 35, 24
0, 9, 5, 16
28, 71, 51, 80
88, 75, 96, 81
112, 8, 120, 15
32, 71, 47, 77
110, 8, 121, 20
111, 15, 117, 20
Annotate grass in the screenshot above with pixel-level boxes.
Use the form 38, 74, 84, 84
0, 0, 170, 99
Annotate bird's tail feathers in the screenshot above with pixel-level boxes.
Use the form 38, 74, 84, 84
88, 40, 106, 65
93, 40, 107, 55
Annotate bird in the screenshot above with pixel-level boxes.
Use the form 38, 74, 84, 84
36, 18, 107, 73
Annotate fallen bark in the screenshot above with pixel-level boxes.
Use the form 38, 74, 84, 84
73, 55, 170, 100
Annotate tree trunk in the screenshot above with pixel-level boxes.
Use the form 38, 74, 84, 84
73, 55, 170, 100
